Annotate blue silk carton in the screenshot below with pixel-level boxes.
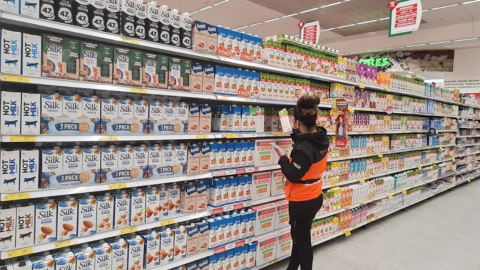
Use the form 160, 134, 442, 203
141, 231, 160, 269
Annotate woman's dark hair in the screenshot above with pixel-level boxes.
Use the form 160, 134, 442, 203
294, 95, 320, 130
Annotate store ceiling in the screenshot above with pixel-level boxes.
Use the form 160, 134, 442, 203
167, 0, 480, 53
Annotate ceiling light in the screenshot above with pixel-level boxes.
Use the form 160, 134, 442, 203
236, 26, 248, 30
385, 47, 404, 50
249, 22, 263, 27
379, 17, 389, 20
198, 5, 213, 11
281, 13, 298, 18
429, 41, 451, 45
320, 27, 336, 32
357, 19, 378, 25
463, 0, 480, 4
431, 4, 458, 10
367, 49, 384, 52
406, 44, 426, 47
320, 2, 342, 8
299, 7, 319, 14
454, 38, 479, 42
264, 17, 280, 23
213, 0, 229, 6
337, 24, 355, 29
190, 10, 199, 14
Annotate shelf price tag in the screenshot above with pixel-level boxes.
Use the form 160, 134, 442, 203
224, 133, 239, 139
387, 194, 393, 199
344, 229, 351, 236
331, 182, 337, 187
98, 135, 118, 141
468, 179, 471, 183
439, 146, 443, 149
7, 247, 33, 258
417, 166, 422, 171
352, 225, 357, 230
402, 189, 407, 195
3, 192, 30, 201
9, 136, 36, 142
120, 226, 138, 235
2, 74, 30, 83
160, 219, 175, 226
348, 107, 354, 113
195, 134, 209, 139
274, 132, 285, 136
108, 183, 127, 190
359, 178, 365, 183
358, 83, 365, 89
270, 259, 279, 265
121, 36, 140, 44
131, 88, 148, 93
366, 219, 371, 224
451, 158, 455, 162
55, 239, 77, 249
377, 153, 383, 158
384, 87, 391, 92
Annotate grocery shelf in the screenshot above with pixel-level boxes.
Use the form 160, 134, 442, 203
156, 251, 214, 270
459, 126, 480, 129
456, 134, 480, 138
456, 151, 480, 158
328, 145, 446, 162
455, 166, 480, 176
208, 195, 285, 214
456, 142, 480, 148
455, 158, 480, 166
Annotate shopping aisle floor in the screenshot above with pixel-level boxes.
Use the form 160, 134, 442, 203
265, 180, 480, 270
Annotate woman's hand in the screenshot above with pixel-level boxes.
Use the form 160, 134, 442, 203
271, 143, 286, 158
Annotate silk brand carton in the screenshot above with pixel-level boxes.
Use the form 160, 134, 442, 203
56, 197, 78, 241
251, 172, 271, 200
34, 200, 57, 244
39, 0, 55, 20
21, 93, 41, 135
130, 189, 146, 226
254, 139, 274, 166
80, 42, 113, 83
174, 144, 187, 177
143, 53, 168, 89
78, 195, 97, 237
255, 235, 276, 266
113, 191, 130, 229
158, 185, 169, 217
146, 2, 160, 42
20, 149, 39, 191
159, 228, 174, 265
91, 242, 112, 270
105, 0, 121, 34
42, 34, 80, 80
15, 203, 35, 248
145, 187, 160, 223
121, 0, 135, 37
168, 183, 181, 215
274, 200, 289, 229
53, 250, 77, 270
1, 91, 21, 135
106, 237, 128, 270
1, 30, 21, 75
270, 170, 285, 196
73, 0, 90, 28
113, 47, 143, 86
0, 206, 16, 250
22, 33, 41, 77
141, 231, 160, 269
1, 150, 20, 192
96, 194, 114, 232
173, 226, 187, 261
134, 0, 147, 40
252, 204, 275, 235
90, 0, 106, 31
276, 230, 292, 258
72, 246, 95, 270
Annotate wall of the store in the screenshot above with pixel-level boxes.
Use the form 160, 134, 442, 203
444, 48, 480, 93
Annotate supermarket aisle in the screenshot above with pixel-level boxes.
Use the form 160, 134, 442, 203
265, 180, 480, 270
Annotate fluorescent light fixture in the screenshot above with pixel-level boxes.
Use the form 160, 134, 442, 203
406, 44, 426, 47
454, 37, 479, 42
337, 24, 355, 29
264, 17, 280, 23
320, 27, 336, 32
320, 2, 342, 8
249, 22, 263, 27
463, 0, 480, 4
379, 17, 389, 20
198, 5, 213, 11
213, 0, 229, 6
281, 13, 298, 18
408, 71, 414, 74
429, 41, 451, 45
190, 10, 199, 15
357, 19, 378, 25
431, 4, 458, 10
423, 9, 428, 12
385, 47, 404, 50
236, 26, 248, 30
299, 7, 319, 14
367, 49, 384, 52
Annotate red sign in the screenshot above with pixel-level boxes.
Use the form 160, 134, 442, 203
387, 0, 398, 10
298, 20, 305, 28
212, 207, 224, 214
395, 3, 418, 28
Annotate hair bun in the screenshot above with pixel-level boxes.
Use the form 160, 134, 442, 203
297, 96, 320, 115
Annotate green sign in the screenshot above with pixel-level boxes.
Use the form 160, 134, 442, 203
359, 58, 390, 67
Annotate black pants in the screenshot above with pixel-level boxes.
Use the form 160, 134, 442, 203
287, 194, 323, 270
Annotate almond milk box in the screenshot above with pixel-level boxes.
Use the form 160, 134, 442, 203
82, 146, 101, 184
1, 91, 21, 135
91, 242, 112, 270
1, 150, 19, 192
0, 206, 16, 250
15, 203, 35, 248
159, 228, 174, 265
195, 180, 208, 212
130, 189, 146, 226
158, 185, 169, 217
81, 96, 102, 135
101, 146, 119, 184
114, 145, 134, 183
35, 200, 57, 244
187, 144, 200, 175
106, 237, 128, 270
72, 246, 95, 270
167, 184, 181, 215
141, 231, 160, 269
147, 144, 162, 179
185, 223, 198, 256
113, 191, 130, 229
196, 220, 209, 252
148, 101, 162, 134
180, 182, 196, 214
145, 186, 160, 223
173, 226, 187, 261
53, 250, 77, 270
153, 144, 174, 178
199, 142, 210, 174
40, 93, 62, 134
78, 195, 97, 237
96, 193, 114, 232
133, 145, 149, 180
57, 197, 78, 241
40, 147, 62, 188
126, 235, 144, 270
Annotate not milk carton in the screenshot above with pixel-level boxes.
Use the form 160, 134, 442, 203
22, 33, 41, 77
1, 150, 20, 192
19, 149, 39, 191
0, 206, 16, 251
15, 203, 35, 248
20, 0, 40, 18
1, 91, 21, 135
21, 93, 41, 134
1, 29, 21, 75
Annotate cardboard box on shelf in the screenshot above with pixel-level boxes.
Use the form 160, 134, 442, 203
80, 42, 113, 83
254, 139, 274, 167
1, 29, 21, 75
252, 203, 276, 235
276, 230, 292, 258
270, 170, 285, 197
22, 33, 42, 77
113, 47, 143, 86
42, 34, 80, 80
251, 171, 271, 200
274, 200, 289, 229
255, 235, 277, 266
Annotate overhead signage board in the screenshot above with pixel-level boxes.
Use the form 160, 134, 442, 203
300, 20, 320, 44
388, 0, 423, 37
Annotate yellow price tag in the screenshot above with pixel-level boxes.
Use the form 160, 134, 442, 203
3, 192, 30, 201
385, 87, 391, 92
451, 157, 455, 162
375, 216, 379, 220
2, 74, 30, 83
344, 229, 351, 236
121, 36, 140, 44
195, 134, 209, 139
120, 226, 138, 235
387, 194, 393, 199
98, 135, 118, 141
366, 219, 371, 224
160, 219, 175, 226
417, 166, 422, 170
402, 189, 407, 195
361, 201, 366, 205
131, 88, 148, 93
352, 225, 357, 230
377, 153, 383, 158
274, 132, 285, 136
348, 107, 354, 113
468, 179, 471, 183
7, 247, 33, 258
108, 183, 127, 190
331, 182, 337, 187
55, 239, 77, 249
358, 83, 365, 89
9, 136, 36, 142
224, 133, 239, 139
439, 145, 443, 149
359, 178, 365, 183
270, 259, 278, 265
435, 130, 438, 134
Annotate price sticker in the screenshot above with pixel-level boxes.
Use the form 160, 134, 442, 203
435, 130, 439, 134
348, 107, 354, 113
439, 146, 443, 149
361, 201, 366, 205
385, 87, 391, 92
3, 192, 30, 201
195, 134, 209, 139
352, 225, 357, 230
468, 179, 471, 183
331, 182, 337, 187
377, 153, 383, 158
358, 83, 365, 89
226, 170, 236, 175
9, 136, 36, 142
121, 36, 140, 44
417, 166, 422, 171
98, 136, 118, 141
7, 247, 33, 258
55, 239, 77, 249
359, 178, 365, 183
120, 226, 138, 235
344, 229, 351, 236
270, 259, 279, 265
160, 219, 175, 226
224, 133, 240, 139
2, 74, 30, 83
108, 183, 127, 190
387, 194, 393, 199
131, 88, 148, 93
402, 189, 407, 195
375, 216, 379, 220
452, 157, 455, 162
366, 219, 371, 224
274, 132, 286, 136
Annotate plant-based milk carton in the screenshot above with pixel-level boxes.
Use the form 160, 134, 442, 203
251, 172, 271, 200
200, 104, 212, 133
185, 223, 198, 256
255, 236, 277, 266
135, 0, 147, 40
20, 149, 39, 191
274, 200, 289, 229
1, 91, 21, 135
170, 9, 181, 47
132, 144, 149, 180
73, 0, 90, 28
145, 187, 160, 223
1, 30, 21, 75
180, 182, 196, 214
203, 64, 215, 94
0, 206, 16, 250
72, 246, 95, 270
158, 185, 169, 217
270, 170, 285, 197
90, 0, 106, 31
187, 144, 200, 175
196, 220, 209, 252
0, 0, 19, 13
35, 200, 57, 244
21, 93, 41, 135
106, 237, 128, 270
206, 24, 217, 54
1, 150, 20, 192
22, 33, 41, 77
105, 0, 120, 34
146, 2, 160, 42
121, 0, 135, 37
80, 42, 113, 83
96, 193, 114, 232
175, 102, 188, 133
199, 143, 210, 174
152, 144, 175, 178
56, 0, 73, 24
191, 61, 203, 93
113, 191, 130, 229
143, 53, 168, 89
53, 250, 77, 270
113, 47, 143, 86
180, 12, 192, 49
15, 203, 35, 248
141, 230, 160, 269
192, 21, 207, 53
42, 34, 80, 80
91, 242, 112, 270
130, 189, 145, 226
39, 0, 56, 20
188, 103, 200, 134
174, 143, 187, 177
78, 195, 97, 237
167, 183, 181, 215
39, 93, 61, 134
159, 228, 174, 265
125, 234, 144, 270
254, 139, 274, 166
57, 197, 78, 241
173, 226, 187, 261
252, 204, 276, 235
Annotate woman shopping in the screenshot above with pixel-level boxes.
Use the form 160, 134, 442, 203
272, 95, 329, 270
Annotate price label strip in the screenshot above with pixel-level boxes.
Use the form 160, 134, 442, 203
3, 192, 30, 201
120, 226, 138, 235
7, 247, 33, 258
108, 183, 127, 190
344, 229, 351, 237
160, 219, 175, 226
9, 136, 36, 142
2, 74, 30, 83
55, 239, 77, 249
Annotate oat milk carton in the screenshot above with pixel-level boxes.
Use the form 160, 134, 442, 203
15, 203, 35, 248
96, 193, 114, 232
126, 234, 144, 270
1, 30, 21, 75
91, 242, 112, 270
130, 189, 145, 226
22, 33, 42, 77
106, 237, 128, 270
78, 195, 97, 237
173, 226, 187, 261
21, 93, 41, 135
1, 91, 21, 135
57, 197, 78, 241
159, 228, 174, 265
1, 150, 20, 192
167, 184, 181, 215
145, 187, 160, 223
35, 200, 57, 244
113, 191, 130, 229
0, 206, 16, 250
141, 231, 160, 269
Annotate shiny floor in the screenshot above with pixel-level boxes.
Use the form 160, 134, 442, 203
264, 179, 480, 270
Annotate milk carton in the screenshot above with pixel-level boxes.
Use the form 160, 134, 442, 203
270, 170, 285, 196
159, 228, 174, 265
254, 139, 274, 166
141, 231, 160, 269
274, 138, 292, 162
77, 195, 97, 237
81, 96, 101, 134
152, 144, 173, 178
148, 101, 162, 134
35, 200, 57, 244
199, 143, 210, 174
251, 172, 271, 200
20, 93, 40, 135
0, 206, 16, 250
53, 250, 77, 270
1, 91, 21, 135
174, 143, 187, 176
188, 103, 200, 134
21, 33, 41, 77
175, 102, 188, 132
209, 179, 223, 206
191, 61, 203, 93
187, 144, 200, 175
113, 191, 130, 229
180, 182, 196, 214
192, 21, 207, 52
133, 145, 149, 180
185, 223, 198, 256
18, 149, 38, 191
200, 104, 212, 133
91, 242, 112, 270
168, 183, 181, 215
80, 42, 113, 83
274, 200, 289, 229
130, 189, 145, 226
96, 193, 114, 232
143, 53, 168, 89
106, 237, 128, 270
158, 185, 169, 217
72, 246, 95, 270
252, 204, 275, 235
56, 197, 78, 241
173, 226, 187, 261
0, 0, 18, 13
15, 203, 35, 248
145, 187, 160, 223
126, 235, 145, 270
1, 30, 21, 75
255, 236, 277, 266
276, 230, 292, 258
41, 35, 80, 80
101, 145, 119, 183
195, 180, 208, 212
196, 220, 209, 252
1, 150, 20, 192
113, 47, 143, 86
203, 64, 215, 94
20, 0, 39, 17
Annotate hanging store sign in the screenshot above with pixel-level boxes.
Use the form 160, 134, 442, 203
389, 0, 423, 37
300, 20, 320, 45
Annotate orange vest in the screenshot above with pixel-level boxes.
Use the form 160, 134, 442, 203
284, 153, 327, 202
